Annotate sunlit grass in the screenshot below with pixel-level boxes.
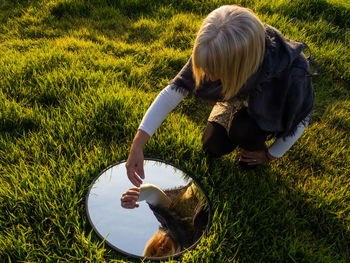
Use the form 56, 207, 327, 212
0, 0, 349, 262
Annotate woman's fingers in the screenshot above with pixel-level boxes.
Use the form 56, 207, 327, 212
125, 187, 140, 193
121, 189, 140, 208
121, 188, 140, 197
239, 149, 260, 158
121, 200, 139, 209
123, 203, 139, 209
121, 196, 138, 203
239, 156, 261, 165
135, 161, 145, 179
126, 166, 143, 187
238, 149, 267, 165
125, 148, 145, 187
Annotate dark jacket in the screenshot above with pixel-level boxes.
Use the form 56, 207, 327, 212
169, 24, 315, 138
148, 203, 209, 250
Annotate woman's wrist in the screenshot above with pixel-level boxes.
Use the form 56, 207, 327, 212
131, 129, 150, 150
265, 148, 277, 161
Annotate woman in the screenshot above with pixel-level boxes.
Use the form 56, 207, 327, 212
126, 5, 315, 187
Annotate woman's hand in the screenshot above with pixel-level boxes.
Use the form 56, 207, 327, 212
126, 145, 145, 187
238, 145, 277, 165
121, 188, 140, 209
126, 130, 150, 187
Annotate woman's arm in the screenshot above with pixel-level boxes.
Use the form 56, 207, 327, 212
267, 118, 309, 158
126, 130, 149, 187
238, 117, 309, 164
126, 85, 187, 186
138, 85, 188, 137
120, 184, 171, 209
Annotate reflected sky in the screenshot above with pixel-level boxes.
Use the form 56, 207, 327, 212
87, 160, 190, 256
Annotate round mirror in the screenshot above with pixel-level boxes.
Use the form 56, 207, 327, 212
86, 158, 211, 260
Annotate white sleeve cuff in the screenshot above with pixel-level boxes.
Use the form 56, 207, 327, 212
138, 85, 187, 137
268, 118, 309, 158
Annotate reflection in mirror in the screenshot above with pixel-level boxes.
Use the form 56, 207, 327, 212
86, 159, 210, 260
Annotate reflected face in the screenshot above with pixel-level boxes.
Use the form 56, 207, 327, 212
143, 231, 180, 257
209, 75, 219, 82
86, 159, 210, 259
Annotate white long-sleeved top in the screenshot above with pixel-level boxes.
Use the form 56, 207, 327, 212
138, 184, 171, 208
138, 85, 308, 158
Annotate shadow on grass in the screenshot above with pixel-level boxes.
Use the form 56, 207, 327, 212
2, 0, 349, 122
46, 0, 350, 124
274, 0, 350, 29
0, 102, 42, 138
47, 0, 350, 34
0, 0, 33, 24
0, 117, 39, 137
206, 155, 349, 261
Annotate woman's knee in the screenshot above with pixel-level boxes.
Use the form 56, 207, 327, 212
229, 129, 261, 151
202, 136, 223, 157
202, 122, 235, 157
229, 109, 269, 151
229, 121, 268, 151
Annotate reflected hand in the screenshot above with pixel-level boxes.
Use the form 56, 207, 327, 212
121, 188, 140, 209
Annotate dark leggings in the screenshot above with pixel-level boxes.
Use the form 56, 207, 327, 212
202, 108, 270, 157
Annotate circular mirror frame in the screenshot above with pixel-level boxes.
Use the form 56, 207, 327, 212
85, 157, 212, 261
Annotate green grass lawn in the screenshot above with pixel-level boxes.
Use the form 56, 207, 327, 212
0, 0, 349, 262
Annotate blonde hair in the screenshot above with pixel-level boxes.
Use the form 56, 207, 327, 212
192, 5, 266, 100
143, 230, 180, 257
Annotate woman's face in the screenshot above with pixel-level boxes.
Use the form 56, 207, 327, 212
209, 75, 219, 82
144, 233, 178, 257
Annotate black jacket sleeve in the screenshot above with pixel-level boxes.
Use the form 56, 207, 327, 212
169, 56, 224, 101
169, 56, 196, 94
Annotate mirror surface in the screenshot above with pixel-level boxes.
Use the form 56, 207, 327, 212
86, 159, 210, 260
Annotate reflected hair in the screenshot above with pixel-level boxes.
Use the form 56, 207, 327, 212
142, 230, 180, 257
192, 5, 266, 100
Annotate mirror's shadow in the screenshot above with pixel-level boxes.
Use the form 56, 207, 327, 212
86, 159, 211, 260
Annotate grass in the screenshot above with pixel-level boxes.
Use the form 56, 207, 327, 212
0, 0, 349, 262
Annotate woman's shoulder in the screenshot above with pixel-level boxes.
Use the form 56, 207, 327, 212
262, 23, 305, 77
